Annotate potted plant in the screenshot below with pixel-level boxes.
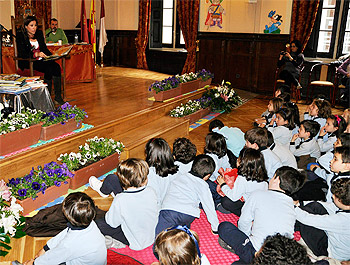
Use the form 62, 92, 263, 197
202, 81, 242, 113
57, 137, 124, 189
0, 108, 45, 156
197, 69, 214, 88
0, 180, 26, 257
7, 162, 73, 215
176, 72, 200, 94
170, 98, 211, 125
40, 102, 88, 141
149, 76, 181, 101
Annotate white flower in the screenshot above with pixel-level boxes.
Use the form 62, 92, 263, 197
215, 93, 220, 98
10, 197, 23, 219
0, 213, 17, 236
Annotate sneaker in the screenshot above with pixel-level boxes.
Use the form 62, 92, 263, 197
89, 176, 109, 198
105, 235, 126, 249
216, 203, 232, 214
218, 237, 235, 253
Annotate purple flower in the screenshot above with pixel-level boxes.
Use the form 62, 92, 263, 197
54, 181, 61, 187
18, 189, 27, 197
31, 182, 41, 190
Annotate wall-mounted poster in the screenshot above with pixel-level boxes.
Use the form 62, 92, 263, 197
264, 10, 283, 34
205, 0, 225, 29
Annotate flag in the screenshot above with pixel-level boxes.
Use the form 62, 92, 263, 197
99, 0, 108, 55
89, 0, 96, 55
80, 0, 89, 43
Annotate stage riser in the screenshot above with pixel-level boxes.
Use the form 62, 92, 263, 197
0, 90, 202, 182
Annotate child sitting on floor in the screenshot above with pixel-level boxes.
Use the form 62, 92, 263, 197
255, 97, 284, 127
304, 98, 332, 136
216, 147, 268, 216
173, 137, 197, 175
317, 114, 346, 153
21, 192, 107, 265
218, 166, 305, 264
95, 158, 159, 250
155, 154, 219, 236
290, 120, 321, 169
152, 225, 210, 265
245, 127, 282, 180
295, 178, 350, 262
267, 107, 295, 146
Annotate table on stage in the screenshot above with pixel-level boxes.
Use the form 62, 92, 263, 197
1, 44, 96, 83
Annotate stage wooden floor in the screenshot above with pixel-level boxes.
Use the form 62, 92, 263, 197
0, 67, 343, 264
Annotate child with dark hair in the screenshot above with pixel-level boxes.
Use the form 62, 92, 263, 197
96, 158, 158, 250
146, 138, 179, 205
209, 119, 245, 158
218, 166, 305, 264
318, 114, 347, 153
267, 130, 297, 169
153, 226, 210, 265
284, 101, 301, 135
252, 234, 311, 265
22, 192, 107, 265
255, 97, 284, 127
304, 98, 332, 136
216, 148, 268, 216
277, 92, 291, 104
267, 107, 295, 145
173, 138, 197, 175
295, 178, 350, 261
290, 120, 321, 169
274, 84, 291, 97
245, 127, 282, 180
155, 154, 219, 235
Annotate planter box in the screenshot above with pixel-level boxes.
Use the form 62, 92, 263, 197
153, 87, 181, 102
40, 119, 82, 141
199, 78, 212, 88
19, 180, 70, 216
180, 79, 200, 94
0, 123, 42, 156
70, 152, 120, 190
185, 107, 211, 125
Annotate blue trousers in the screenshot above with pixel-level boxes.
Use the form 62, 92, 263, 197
100, 173, 123, 195
155, 209, 196, 236
218, 222, 256, 264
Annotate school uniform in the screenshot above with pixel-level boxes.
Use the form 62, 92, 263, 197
261, 147, 283, 180
267, 125, 293, 146
156, 172, 219, 235
269, 142, 298, 169
313, 151, 333, 181
218, 189, 296, 264
317, 133, 337, 153
325, 171, 350, 202
290, 138, 321, 158
304, 113, 326, 137
295, 201, 350, 261
34, 221, 107, 265
206, 153, 231, 181
212, 126, 245, 157
102, 186, 159, 250
174, 160, 193, 175
147, 166, 178, 206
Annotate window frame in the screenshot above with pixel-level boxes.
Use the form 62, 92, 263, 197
336, 0, 350, 56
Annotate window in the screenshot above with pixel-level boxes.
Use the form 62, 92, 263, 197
308, 0, 350, 58
149, 0, 185, 49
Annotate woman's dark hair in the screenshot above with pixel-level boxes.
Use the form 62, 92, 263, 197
238, 148, 268, 182
62, 192, 96, 228
284, 102, 300, 126
22, 15, 38, 36
328, 115, 347, 137
204, 132, 227, 158
291, 40, 302, 54
276, 107, 295, 130
145, 138, 178, 177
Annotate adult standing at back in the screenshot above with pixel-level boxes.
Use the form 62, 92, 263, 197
45, 18, 68, 45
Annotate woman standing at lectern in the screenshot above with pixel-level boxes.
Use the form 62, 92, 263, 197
16, 15, 65, 105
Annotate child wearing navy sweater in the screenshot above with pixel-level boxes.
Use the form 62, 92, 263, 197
22, 192, 107, 265
155, 154, 219, 235
96, 158, 159, 250
218, 166, 305, 264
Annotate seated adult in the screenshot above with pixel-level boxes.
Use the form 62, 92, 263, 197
337, 57, 350, 106
277, 40, 304, 91
17, 15, 65, 105
45, 18, 68, 45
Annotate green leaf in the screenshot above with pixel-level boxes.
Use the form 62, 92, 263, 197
14, 228, 26, 239
0, 250, 9, 257
0, 234, 11, 244
0, 242, 12, 250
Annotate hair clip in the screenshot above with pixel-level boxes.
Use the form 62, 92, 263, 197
334, 115, 341, 126
166, 225, 201, 258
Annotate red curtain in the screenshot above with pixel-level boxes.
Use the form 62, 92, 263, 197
177, 0, 200, 74
14, 0, 51, 28
290, 0, 320, 52
136, 0, 151, 69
